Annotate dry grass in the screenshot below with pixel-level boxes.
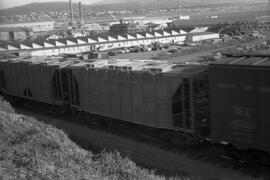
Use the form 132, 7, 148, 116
0, 98, 166, 180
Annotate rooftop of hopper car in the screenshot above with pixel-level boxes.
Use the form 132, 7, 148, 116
69, 59, 208, 75
0, 56, 79, 68
69, 59, 175, 72
0, 57, 209, 75
211, 56, 270, 67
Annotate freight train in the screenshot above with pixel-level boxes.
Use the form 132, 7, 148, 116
0, 55, 269, 155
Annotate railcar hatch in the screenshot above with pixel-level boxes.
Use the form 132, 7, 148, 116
23, 87, 32, 97
52, 69, 70, 105
172, 77, 210, 137
0, 67, 5, 91
69, 71, 80, 106
172, 78, 192, 130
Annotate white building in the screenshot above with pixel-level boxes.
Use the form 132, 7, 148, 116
186, 32, 220, 43
190, 27, 209, 33
0, 29, 219, 57
0, 21, 54, 32
179, 15, 190, 20
46, 34, 62, 40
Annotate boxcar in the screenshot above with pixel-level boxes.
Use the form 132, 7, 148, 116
69, 59, 209, 137
0, 57, 74, 105
209, 56, 270, 153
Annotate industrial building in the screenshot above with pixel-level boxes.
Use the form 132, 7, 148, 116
185, 32, 220, 44
167, 14, 257, 28
110, 19, 145, 35
0, 27, 34, 41
0, 21, 54, 32
0, 29, 220, 57
84, 23, 110, 32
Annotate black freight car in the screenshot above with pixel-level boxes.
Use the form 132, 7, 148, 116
0, 57, 76, 106
68, 59, 209, 139
209, 56, 270, 153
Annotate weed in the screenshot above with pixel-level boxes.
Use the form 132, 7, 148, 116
10, 128, 39, 145
0, 97, 165, 179
41, 139, 61, 150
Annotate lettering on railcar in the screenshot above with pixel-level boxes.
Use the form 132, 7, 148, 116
231, 106, 255, 118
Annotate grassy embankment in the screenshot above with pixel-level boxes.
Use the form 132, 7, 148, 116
0, 97, 165, 180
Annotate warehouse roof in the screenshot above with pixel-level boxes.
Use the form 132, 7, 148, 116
211, 56, 270, 67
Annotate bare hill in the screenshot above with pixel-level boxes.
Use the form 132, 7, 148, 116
0, 0, 261, 16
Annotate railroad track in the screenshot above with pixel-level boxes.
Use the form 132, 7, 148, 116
10, 99, 270, 179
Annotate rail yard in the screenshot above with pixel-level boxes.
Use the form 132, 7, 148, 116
0, 31, 270, 180
1, 0, 270, 179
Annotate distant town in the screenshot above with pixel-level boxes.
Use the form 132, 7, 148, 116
0, 0, 269, 58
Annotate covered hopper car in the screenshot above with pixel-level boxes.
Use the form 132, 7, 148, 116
209, 56, 270, 154
69, 59, 209, 138
0, 57, 77, 106
0, 57, 210, 140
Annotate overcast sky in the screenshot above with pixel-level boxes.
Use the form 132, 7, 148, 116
0, 0, 101, 9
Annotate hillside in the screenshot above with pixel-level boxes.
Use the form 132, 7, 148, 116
0, 2, 77, 16
93, 0, 255, 5
0, 0, 264, 16
0, 97, 162, 179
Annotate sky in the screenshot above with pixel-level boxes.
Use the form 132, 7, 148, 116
0, 0, 102, 9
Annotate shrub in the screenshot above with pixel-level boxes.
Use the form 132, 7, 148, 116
96, 150, 161, 180
0, 97, 165, 180
0, 97, 14, 113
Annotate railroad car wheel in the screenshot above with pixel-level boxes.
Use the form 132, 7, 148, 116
169, 133, 195, 146
71, 108, 82, 119
53, 106, 66, 114
238, 151, 260, 164
168, 133, 187, 146
259, 153, 270, 166
159, 130, 170, 141
238, 150, 270, 165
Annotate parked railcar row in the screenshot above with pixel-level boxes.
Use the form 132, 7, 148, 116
0, 55, 269, 154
